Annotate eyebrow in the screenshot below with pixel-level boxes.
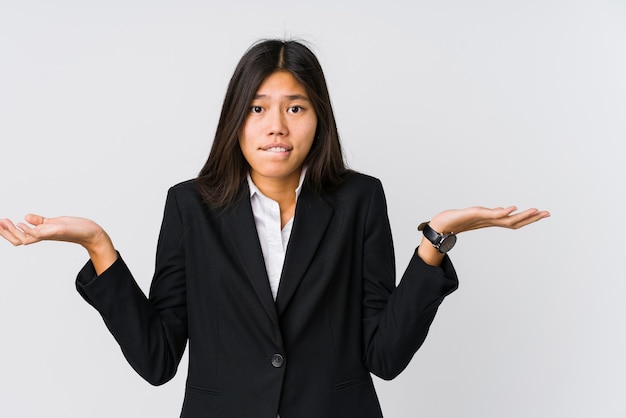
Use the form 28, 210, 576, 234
253, 94, 311, 101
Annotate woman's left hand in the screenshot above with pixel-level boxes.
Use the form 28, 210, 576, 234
428, 206, 550, 235
417, 206, 550, 266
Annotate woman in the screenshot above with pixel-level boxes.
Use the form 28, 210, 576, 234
0, 39, 549, 417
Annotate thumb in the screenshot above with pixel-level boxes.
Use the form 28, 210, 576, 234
24, 213, 46, 226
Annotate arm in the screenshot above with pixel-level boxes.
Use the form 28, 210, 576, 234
0, 189, 189, 385
75, 189, 188, 385
361, 181, 549, 380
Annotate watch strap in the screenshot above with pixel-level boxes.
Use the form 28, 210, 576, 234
418, 221, 457, 253
418, 222, 441, 245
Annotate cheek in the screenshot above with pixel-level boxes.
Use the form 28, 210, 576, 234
302, 116, 318, 140
239, 117, 254, 139
238, 138, 254, 167
238, 125, 254, 153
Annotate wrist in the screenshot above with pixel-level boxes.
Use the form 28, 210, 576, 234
417, 238, 445, 266
84, 230, 117, 275
418, 221, 457, 254
427, 219, 451, 235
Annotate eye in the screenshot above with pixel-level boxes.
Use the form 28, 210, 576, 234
288, 105, 304, 114
250, 106, 263, 114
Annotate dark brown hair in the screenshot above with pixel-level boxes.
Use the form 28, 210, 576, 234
197, 39, 350, 208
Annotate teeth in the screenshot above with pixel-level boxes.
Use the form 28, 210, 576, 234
266, 147, 288, 152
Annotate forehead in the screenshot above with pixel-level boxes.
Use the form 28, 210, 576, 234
255, 71, 308, 97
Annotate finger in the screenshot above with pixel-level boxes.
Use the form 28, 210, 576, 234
468, 206, 518, 222
0, 219, 30, 245
457, 207, 540, 232
509, 210, 550, 229
15, 221, 48, 245
0, 220, 18, 245
495, 209, 544, 229
24, 213, 45, 226
490, 206, 519, 219
0, 219, 13, 229
508, 207, 539, 220
501, 206, 517, 215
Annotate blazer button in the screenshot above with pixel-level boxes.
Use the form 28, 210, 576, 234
271, 354, 284, 368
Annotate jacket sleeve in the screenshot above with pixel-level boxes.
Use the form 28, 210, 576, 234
75, 187, 188, 386
361, 179, 458, 380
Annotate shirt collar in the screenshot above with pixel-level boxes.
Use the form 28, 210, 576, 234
247, 166, 308, 200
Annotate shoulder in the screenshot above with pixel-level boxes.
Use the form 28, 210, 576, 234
169, 178, 199, 193
319, 171, 387, 212
164, 179, 205, 208
165, 179, 249, 217
334, 171, 385, 196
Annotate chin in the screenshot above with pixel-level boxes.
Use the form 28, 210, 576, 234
253, 167, 301, 181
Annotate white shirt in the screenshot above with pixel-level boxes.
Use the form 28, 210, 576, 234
248, 169, 306, 418
247, 168, 307, 301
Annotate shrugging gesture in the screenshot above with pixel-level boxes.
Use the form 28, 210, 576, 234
1, 205, 549, 271
0, 39, 551, 418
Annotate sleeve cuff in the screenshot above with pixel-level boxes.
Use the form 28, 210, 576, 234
75, 251, 121, 288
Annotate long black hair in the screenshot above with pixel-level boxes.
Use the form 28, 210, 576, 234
197, 39, 350, 208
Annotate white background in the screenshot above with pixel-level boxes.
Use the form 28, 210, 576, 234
1, 0, 624, 417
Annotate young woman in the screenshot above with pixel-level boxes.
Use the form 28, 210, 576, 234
0, 39, 549, 417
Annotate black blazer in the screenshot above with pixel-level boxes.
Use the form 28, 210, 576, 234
76, 173, 458, 418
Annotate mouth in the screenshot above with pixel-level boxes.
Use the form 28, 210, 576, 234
261, 144, 292, 153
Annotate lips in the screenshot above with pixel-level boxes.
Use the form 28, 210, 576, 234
261, 144, 292, 153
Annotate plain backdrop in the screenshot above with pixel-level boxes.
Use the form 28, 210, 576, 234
1, 0, 624, 417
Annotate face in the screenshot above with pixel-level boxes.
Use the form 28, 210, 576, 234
239, 70, 317, 189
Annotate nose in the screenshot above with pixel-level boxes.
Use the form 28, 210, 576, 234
266, 109, 287, 137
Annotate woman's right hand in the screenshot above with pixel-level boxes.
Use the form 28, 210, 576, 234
0, 214, 117, 275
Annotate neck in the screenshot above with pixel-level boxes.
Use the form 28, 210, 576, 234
250, 169, 301, 202
250, 169, 302, 228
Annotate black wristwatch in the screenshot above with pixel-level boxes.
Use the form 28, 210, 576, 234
418, 222, 457, 253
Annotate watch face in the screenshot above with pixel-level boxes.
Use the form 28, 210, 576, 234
438, 234, 457, 253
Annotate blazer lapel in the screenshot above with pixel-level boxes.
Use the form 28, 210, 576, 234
220, 190, 279, 328
275, 187, 334, 315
